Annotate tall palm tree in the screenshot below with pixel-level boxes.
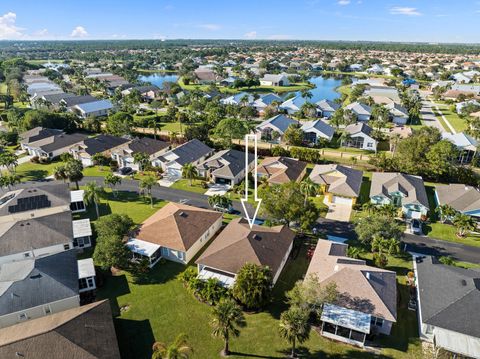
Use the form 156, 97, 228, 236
151, 333, 193, 359
278, 306, 311, 358
133, 152, 150, 172
140, 175, 157, 208
53, 165, 68, 183
182, 163, 198, 186
211, 298, 246, 356
452, 213, 476, 237
299, 178, 318, 205
435, 204, 457, 223
104, 173, 122, 198
83, 181, 106, 219
339, 132, 351, 151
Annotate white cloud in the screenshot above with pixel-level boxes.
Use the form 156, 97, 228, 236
198, 23, 221, 31
70, 26, 88, 38
244, 31, 257, 39
390, 7, 421, 16
337, 0, 351, 5
0, 12, 24, 39
32, 28, 49, 37
267, 34, 293, 40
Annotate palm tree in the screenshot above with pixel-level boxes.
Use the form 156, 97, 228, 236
182, 163, 198, 186
133, 152, 150, 172
299, 178, 318, 205
389, 133, 402, 156
53, 165, 68, 183
339, 132, 351, 151
104, 173, 122, 198
435, 204, 457, 223
0, 174, 19, 190
208, 195, 232, 212
278, 306, 311, 358
151, 333, 193, 359
362, 201, 376, 215
83, 181, 106, 219
140, 175, 157, 208
211, 298, 246, 356
452, 213, 476, 237
0, 151, 18, 174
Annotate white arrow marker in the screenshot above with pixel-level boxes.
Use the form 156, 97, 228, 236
240, 134, 262, 229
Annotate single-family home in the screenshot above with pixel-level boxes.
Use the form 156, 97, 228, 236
309, 164, 363, 206
280, 95, 307, 114
32, 92, 76, 109
456, 100, 480, 114
343, 123, 377, 151
0, 251, 79, 329
367, 64, 385, 74
220, 92, 254, 106
260, 74, 290, 87
370, 172, 429, 219
415, 256, 480, 359
196, 218, 295, 287
441, 132, 478, 164
70, 134, 130, 167
111, 137, 169, 171
365, 87, 401, 103
196, 149, 255, 186
0, 299, 120, 358
307, 240, 397, 347
127, 203, 223, 266
121, 85, 161, 101
345, 102, 372, 122
257, 157, 307, 184
386, 103, 409, 125
301, 119, 335, 143
194, 68, 219, 84
316, 99, 340, 118
253, 93, 283, 114
22, 132, 88, 159
60, 95, 98, 109
19, 127, 63, 153
153, 139, 214, 178
72, 99, 113, 118
256, 114, 297, 142
435, 184, 480, 219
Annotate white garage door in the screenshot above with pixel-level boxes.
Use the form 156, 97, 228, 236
332, 196, 353, 206
167, 167, 182, 177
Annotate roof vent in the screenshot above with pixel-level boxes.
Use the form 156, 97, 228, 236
461, 279, 467, 286
366, 272, 371, 280
253, 234, 261, 241
179, 211, 187, 217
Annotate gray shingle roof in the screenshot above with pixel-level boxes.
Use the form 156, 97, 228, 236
344, 122, 373, 136
309, 164, 363, 197
316, 99, 340, 112
198, 149, 254, 179
77, 134, 130, 156
163, 139, 213, 166
257, 114, 296, 134
435, 184, 480, 213
39, 133, 88, 153
20, 127, 64, 145
61, 95, 97, 107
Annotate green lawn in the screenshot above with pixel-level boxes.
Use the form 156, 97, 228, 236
159, 122, 187, 133
310, 195, 328, 218
97, 239, 422, 359
435, 104, 467, 133
12, 160, 65, 182
82, 166, 111, 177
170, 179, 207, 194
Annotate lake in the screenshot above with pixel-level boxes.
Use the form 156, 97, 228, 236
138, 73, 179, 88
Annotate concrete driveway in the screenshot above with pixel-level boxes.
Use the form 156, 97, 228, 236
325, 203, 352, 222
204, 184, 229, 196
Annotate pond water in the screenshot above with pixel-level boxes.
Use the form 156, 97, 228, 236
138, 72, 179, 89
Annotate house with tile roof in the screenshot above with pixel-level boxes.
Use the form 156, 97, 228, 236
127, 202, 223, 266
257, 157, 307, 184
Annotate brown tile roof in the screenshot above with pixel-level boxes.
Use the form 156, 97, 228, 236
309, 164, 363, 198
0, 300, 120, 359
306, 240, 397, 322
257, 157, 307, 184
135, 202, 222, 252
196, 218, 295, 275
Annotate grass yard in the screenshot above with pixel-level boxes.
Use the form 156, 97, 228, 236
97, 239, 422, 359
12, 159, 65, 182
82, 166, 111, 177
159, 121, 187, 133
435, 103, 467, 133
170, 179, 207, 194
310, 195, 329, 218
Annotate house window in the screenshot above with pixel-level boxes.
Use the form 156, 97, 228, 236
73, 236, 91, 248
18, 313, 28, 321
371, 317, 384, 327
64, 244, 70, 250
367, 142, 373, 148
44, 305, 51, 315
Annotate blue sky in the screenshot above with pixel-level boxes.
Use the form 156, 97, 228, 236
0, 0, 479, 43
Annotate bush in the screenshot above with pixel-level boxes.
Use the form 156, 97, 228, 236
30, 156, 40, 163
178, 267, 229, 305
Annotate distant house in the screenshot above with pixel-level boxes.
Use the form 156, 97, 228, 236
72, 99, 113, 118
301, 119, 335, 143
253, 93, 283, 114
280, 95, 306, 114
153, 139, 214, 178
370, 172, 429, 219
260, 74, 290, 87
316, 99, 340, 118
60, 95, 98, 109
70, 134, 130, 167
197, 149, 255, 186
21, 131, 87, 159
415, 256, 480, 359
127, 203, 223, 266
441, 132, 478, 164
309, 164, 363, 207
435, 184, 480, 219
0, 300, 120, 359
111, 137, 169, 171
343, 123, 377, 151
367, 64, 384, 74
121, 85, 161, 101
365, 86, 401, 103
257, 157, 307, 184
255, 114, 296, 142
307, 240, 397, 346
196, 218, 295, 287
220, 92, 254, 106
194, 68, 219, 84
345, 102, 372, 122
32, 92, 76, 109
386, 102, 409, 125
0, 251, 79, 329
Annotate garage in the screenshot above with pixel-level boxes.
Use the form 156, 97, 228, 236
332, 196, 353, 206
166, 167, 182, 177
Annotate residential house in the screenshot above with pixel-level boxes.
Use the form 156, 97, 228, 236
316, 99, 340, 118
365, 86, 401, 103
194, 68, 219, 84
196, 218, 295, 287
309, 164, 363, 206
386, 103, 409, 125
111, 137, 169, 171
32, 92, 76, 109
442, 132, 478, 164
60, 95, 98, 109
415, 256, 480, 359
370, 172, 429, 219
367, 64, 385, 74
301, 119, 335, 143
280, 95, 306, 114
345, 102, 372, 122
19, 127, 63, 153
21, 132, 87, 159
253, 93, 283, 114
0, 300, 120, 359
121, 85, 161, 101
196, 149, 255, 186
307, 240, 397, 347
0, 251, 79, 329
343, 123, 377, 151
257, 157, 307, 184
435, 184, 480, 219
127, 203, 222, 266
260, 74, 290, 87
153, 139, 214, 178
70, 134, 130, 167
256, 114, 296, 142
220, 92, 254, 106
72, 99, 113, 118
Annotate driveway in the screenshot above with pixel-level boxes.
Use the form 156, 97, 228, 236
325, 203, 352, 222
204, 184, 229, 197
158, 173, 181, 187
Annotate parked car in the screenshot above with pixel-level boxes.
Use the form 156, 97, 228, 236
213, 203, 234, 214
410, 219, 422, 235
119, 167, 133, 175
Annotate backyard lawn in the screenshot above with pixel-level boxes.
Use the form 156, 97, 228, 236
97, 239, 422, 359
13, 159, 65, 182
